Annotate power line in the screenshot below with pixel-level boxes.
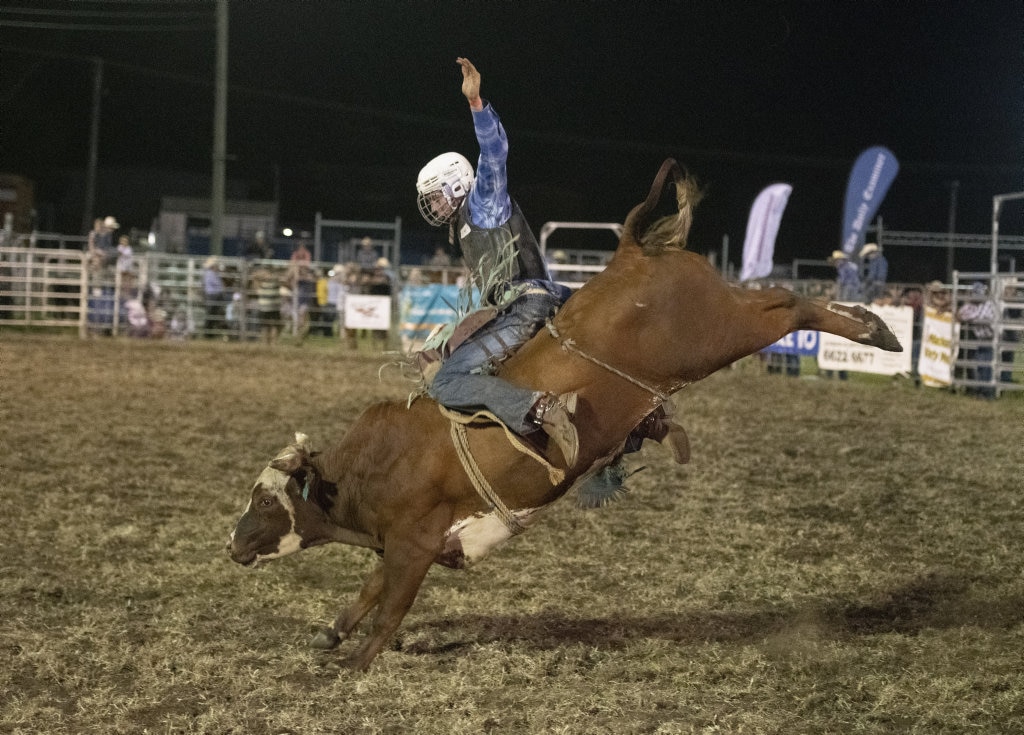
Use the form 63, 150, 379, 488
0, 19, 213, 31
0, 6, 211, 19
0, 4, 212, 32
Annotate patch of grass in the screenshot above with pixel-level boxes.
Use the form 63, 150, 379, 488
2, 333, 1023, 734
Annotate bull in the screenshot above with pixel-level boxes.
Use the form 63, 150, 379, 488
229, 159, 902, 670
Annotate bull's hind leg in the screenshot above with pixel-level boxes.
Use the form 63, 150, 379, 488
789, 293, 902, 352
310, 562, 386, 650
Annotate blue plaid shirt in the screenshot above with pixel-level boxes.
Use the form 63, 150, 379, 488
466, 101, 512, 229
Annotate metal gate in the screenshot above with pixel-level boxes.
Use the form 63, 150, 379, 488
950, 272, 1024, 397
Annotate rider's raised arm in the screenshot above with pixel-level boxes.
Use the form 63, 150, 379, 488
457, 57, 512, 229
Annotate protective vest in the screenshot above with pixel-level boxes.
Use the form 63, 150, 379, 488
455, 200, 550, 285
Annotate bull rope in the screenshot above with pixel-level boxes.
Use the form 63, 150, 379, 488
449, 420, 527, 537
441, 405, 566, 537
544, 321, 672, 402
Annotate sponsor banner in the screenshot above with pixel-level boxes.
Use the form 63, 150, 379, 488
740, 183, 792, 282
763, 329, 820, 356
398, 284, 462, 352
344, 294, 391, 330
816, 304, 914, 375
918, 306, 954, 387
841, 146, 899, 255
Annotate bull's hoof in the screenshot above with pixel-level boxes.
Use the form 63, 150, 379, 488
340, 653, 373, 672
310, 627, 341, 650
867, 312, 903, 352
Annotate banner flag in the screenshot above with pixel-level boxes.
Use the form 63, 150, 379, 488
740, 183, 792, 282
918, 306, 954, 387
841, 146, 899, 255
763, 329, 819, 356
397, 284, 462, 352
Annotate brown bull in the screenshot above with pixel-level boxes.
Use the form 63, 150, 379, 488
228, 159, 901, 671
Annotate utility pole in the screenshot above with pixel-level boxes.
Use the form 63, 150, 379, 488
81, 57, 103, 234
945, 180, 959, 282
210, 0, 228, 255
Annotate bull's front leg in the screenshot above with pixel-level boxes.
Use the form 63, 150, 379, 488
310, 561, 386, 650
341, 537, 439, 671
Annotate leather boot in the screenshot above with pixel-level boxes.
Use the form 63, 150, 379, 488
532, 392, 579, 467
632, 405, 690, 464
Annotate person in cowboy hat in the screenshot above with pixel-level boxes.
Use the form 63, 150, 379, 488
859, 242, 888, 304
830, 250, 863, 303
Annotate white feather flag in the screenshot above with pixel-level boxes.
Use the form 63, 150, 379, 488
740, 183, 792, 282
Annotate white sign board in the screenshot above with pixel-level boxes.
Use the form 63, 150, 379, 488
344, 295, 391, 330
816, 304, 914, 375
918, 306, 954, 387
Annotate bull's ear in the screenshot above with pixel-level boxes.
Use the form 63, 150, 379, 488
268, 433, 314, 472
269, 448, 302, 473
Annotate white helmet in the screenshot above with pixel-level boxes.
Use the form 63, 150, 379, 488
416, 152, 475, 226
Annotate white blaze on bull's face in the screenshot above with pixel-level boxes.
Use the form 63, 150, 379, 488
229, 466, 304, 566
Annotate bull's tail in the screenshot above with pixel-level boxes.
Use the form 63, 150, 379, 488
622, 158, 703, 251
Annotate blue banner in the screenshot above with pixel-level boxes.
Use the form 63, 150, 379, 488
841, 146, 899, 255
763, 330, 820, 356
398, 284, 463, 351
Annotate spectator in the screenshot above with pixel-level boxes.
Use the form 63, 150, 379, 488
314, 268, 332, 336
355, 237, 378, 269
366, 257, 394, 348
290, 240, 312, 266
116, 234, 134, 290
427, 245, 451, 267
250, 265, 283, 344
326, 264, 348, 338
925, 281, 952, 314
246, 230, 273, 260
287, 262, 317, 342
124, 296, 150, 338
824, 250, 860, 379
830, 250, 862, 302
901, 286, 925, 380
957, 281, 996, 397
202, 256, 227, 338
85, 217, 114, 278
860, 243, 888, 304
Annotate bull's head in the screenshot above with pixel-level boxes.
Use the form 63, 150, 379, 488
228, 432, 327, 567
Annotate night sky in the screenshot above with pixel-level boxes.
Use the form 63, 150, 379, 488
2, 0, 1022, 281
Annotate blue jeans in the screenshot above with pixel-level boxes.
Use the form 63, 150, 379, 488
428, 281, 569, 434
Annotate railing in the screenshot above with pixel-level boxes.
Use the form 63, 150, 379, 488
3, 244, 1021, 398
950, 272, 1024, 397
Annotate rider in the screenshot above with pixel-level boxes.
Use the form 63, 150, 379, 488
416, 57, 689, 475
416, 57, 579, 467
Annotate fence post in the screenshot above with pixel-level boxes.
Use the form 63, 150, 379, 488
78, 259, 88, 338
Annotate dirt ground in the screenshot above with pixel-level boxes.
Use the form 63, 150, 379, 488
2, 333, 1022, 734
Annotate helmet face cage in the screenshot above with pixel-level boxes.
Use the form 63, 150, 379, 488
416, 153, 474, 226
417, 188, 457, 227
